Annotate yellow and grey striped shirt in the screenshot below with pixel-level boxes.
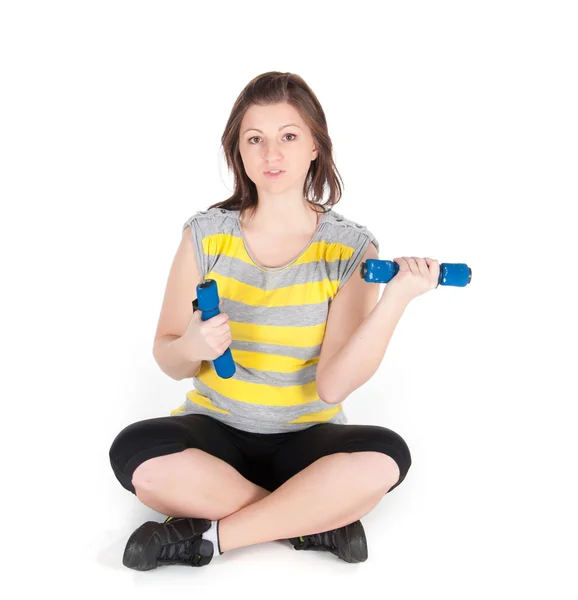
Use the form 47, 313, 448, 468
170, 206, 379, 433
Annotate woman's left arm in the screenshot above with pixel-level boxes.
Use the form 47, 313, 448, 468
317, 278, 409, 404
316, 248, 438, 405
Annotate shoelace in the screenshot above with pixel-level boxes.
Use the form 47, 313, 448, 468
158, 539, 203, 565
157, 522, 204, 566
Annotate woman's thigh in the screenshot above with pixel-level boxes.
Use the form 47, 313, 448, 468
109, 414, 249, 494
268, 423, 412, 494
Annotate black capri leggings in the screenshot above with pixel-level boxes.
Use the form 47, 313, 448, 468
109, 414, 412, 495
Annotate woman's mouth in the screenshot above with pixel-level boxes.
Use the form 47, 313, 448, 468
263, 170, 285, 179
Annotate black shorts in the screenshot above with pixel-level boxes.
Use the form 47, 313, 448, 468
109, 414, 412, 495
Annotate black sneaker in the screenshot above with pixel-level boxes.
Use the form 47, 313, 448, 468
289, 520, 368, 563
123, 517, 214, 571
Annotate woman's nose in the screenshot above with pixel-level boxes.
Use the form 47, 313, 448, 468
261, 143, 283, 159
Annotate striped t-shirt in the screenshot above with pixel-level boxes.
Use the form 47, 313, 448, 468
170, 206, 379, 434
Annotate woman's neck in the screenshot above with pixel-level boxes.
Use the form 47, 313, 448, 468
241, 201, 319, 236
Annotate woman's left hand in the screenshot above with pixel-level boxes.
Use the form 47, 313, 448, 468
384, 257, 440, 303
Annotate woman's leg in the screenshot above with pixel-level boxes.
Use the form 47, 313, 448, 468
111, 416, 410, 553
132, 448, 271, 520
218, 450, 400, 552
109, 413, 272, 520
217, 422, 411, 552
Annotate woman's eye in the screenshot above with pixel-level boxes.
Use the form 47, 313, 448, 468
248, 134, 296, 144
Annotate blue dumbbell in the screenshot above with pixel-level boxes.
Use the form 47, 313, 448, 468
193, 279, 236, 379
360, 259, 472, 286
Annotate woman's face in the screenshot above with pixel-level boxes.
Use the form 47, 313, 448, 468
238, 102, 318, 195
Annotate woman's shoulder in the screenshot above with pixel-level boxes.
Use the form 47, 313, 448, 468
182, 206, 239, 233
324, 209, 368, 230
323, 208, 378, 248
186, 206, 239, 221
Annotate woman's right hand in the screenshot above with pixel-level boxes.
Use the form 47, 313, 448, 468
183, 299, 232, 362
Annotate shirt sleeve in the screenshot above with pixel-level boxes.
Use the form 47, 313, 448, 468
335, 222, 379, 293
182, 213, 210, 280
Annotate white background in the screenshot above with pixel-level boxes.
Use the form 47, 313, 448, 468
1, 1, 576, 598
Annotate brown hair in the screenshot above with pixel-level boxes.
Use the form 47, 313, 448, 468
208, 71, 344, 217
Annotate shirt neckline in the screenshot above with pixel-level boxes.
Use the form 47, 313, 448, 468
233, 208, 330, 272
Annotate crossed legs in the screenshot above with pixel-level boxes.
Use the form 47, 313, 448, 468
131, 448, 401, 552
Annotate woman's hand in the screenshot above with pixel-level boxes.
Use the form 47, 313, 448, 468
182, 298, 232, 362
383, 257, 440, 303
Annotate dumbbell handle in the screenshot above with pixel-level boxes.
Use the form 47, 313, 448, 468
194, 279, 236, 379
360, 259, 472, 286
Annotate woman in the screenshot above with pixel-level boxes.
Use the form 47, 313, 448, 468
109, 71, 440, 571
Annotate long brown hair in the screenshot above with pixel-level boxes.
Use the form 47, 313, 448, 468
208, 71, 344, 217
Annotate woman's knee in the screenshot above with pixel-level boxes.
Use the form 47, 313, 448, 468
351, 425, 412, 490
379, 428, 412, 491
392, 433, 411, 472
108, 418, 188, 492
130, 448, 239, 494
130, 448, 196, 491
351, 451, 402, 492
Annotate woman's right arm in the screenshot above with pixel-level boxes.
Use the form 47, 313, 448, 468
152, 224, 203, 381
153, 334, 203, 381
